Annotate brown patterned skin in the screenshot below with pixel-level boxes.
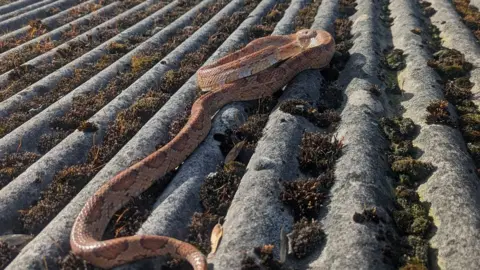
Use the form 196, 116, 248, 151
70, 29, 335, 269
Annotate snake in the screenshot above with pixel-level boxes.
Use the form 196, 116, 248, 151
70, 28, 335, 270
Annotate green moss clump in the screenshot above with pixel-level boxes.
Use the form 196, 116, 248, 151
393, 205, 431, 237
427, 49, 473, 80
384, 49, 406, 71
290, 218, 325, 259
380, 117, 416, 143
391, 158, 435, 185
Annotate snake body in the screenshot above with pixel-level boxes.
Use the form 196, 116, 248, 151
70, 29, 335, 269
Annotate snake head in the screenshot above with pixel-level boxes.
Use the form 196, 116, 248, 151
296, 29, 318, 49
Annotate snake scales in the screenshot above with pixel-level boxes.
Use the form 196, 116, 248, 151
70, 28, 335, 269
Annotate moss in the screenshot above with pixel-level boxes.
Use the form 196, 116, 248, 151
0, 241, 17, 269
107, 41, 129, 54
318, 82, 344, 110
467, 142, 480, 164
426, 100, 455, 127
290, 218, 325, 259
19, 164, 96, 234
281, 178, 326, 221
0, 152, 41, 190
199, 162, 246, 216
393, 203, 431, 237
295, 0, 323, 30
334, 18, 353, 43
37, 130, 69, 154
57, 253, 94, 270
353, 207, 380, 224
187, 212, 221, 254
423, 6, 436, 17
453, 0, 480, 40
391, 157, 435, 185
339, 0, 358, 16
427, 49, 473, 80
444, 77, 474, 104
380, 117, 416, 143
130, 54, 157, 74
369, 85, 382, 97
299, 132, 342, 176
77, 121, 98, 132
392, 140, 414, 157
384, 49, 406, 71
426, 23, 442, 52
406, 236, 429, 265
279, 99, 340, 128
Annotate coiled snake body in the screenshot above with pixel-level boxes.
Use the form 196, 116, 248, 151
70, 29, 335, 269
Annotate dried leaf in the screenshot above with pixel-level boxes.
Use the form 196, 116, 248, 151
224, 140, 246, 164
208, 223, 223, 257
